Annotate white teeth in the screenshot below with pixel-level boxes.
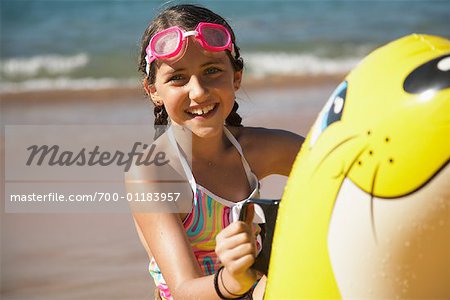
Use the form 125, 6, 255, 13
187, 104, 215, 116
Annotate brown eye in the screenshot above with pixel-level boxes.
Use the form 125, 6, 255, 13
167, 74, 184, 82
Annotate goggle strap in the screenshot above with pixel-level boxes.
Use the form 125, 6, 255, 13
182, 30, 198, 38
145, 45, 237, 75
145, 56, 150, 75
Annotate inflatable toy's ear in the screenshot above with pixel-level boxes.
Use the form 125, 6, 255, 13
265, 34, 450, 299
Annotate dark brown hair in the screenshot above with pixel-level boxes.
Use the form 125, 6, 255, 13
138, 4, 244, 135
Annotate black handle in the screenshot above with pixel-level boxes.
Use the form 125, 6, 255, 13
238, 198, 281, 275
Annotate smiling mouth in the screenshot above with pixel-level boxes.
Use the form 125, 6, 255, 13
185, 103, 218, 118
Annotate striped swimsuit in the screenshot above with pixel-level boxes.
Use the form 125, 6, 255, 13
149, 126, 261, 299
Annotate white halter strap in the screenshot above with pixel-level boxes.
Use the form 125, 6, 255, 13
167, 126, 197, 201
167, 126, 256, 203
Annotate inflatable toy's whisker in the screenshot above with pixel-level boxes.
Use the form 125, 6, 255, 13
314, 135, 358, 175
332, 161, 345, 179
342, 146, 368, 179
328, 146, 369, 221
370, 163, 381, 244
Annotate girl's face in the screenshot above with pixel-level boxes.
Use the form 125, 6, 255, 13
149, 36, 242, 139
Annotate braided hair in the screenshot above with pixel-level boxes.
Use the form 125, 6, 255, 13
138, 4, 244, 139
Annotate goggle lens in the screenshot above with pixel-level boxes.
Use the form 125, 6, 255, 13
201, 26, 230, 48
153, 30, 181, 57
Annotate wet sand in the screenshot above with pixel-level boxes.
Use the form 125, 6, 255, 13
1, 75, 342, 299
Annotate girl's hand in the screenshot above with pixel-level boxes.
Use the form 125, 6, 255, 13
215, 203, 257, 294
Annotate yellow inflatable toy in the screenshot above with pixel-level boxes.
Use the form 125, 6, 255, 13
265, 34, 450, 299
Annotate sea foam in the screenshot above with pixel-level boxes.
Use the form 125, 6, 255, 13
1, 54, 89, 77
244, 52, 361, 78
0, 77, 138, 93
1, 52, 363, 93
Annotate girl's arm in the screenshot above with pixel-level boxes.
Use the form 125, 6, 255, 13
126, 164, 258, 299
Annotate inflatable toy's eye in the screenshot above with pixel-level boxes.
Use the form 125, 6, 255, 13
309, 81, 347, 147
404, 54, 450, 94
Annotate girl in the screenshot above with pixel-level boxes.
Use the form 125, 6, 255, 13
126, 4, 303, 299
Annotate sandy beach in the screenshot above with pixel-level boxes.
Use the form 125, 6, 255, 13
1, 75, 342, 299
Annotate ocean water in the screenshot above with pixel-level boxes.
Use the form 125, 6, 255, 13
1, 0, 449, 93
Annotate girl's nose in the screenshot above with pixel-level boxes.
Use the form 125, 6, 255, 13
188, 75, 208, 103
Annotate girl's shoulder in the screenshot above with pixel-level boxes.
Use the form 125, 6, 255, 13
125, 130, 193, 214
125, 130, 189, 188
226, 126, 305, 178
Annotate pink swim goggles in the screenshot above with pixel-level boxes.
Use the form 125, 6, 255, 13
145, 22, 235, 74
